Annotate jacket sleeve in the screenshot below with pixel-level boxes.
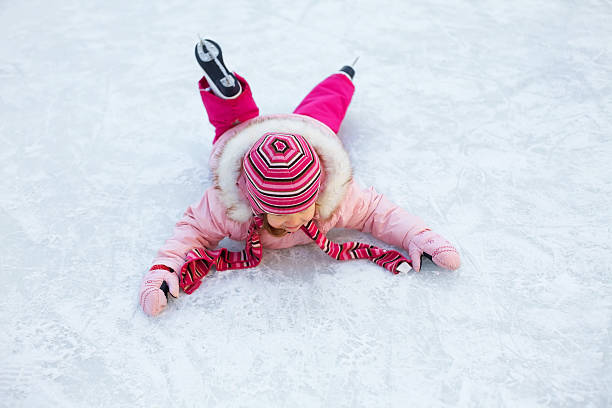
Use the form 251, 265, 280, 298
151, 187, 232, 272
335, 181, 429, 251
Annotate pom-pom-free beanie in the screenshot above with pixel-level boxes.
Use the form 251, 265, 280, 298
243, 132, 321, 215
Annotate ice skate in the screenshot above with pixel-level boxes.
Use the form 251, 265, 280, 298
195, 38, 242, 99
339, 56, 359, 80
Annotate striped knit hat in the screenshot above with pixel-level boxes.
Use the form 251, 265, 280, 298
243, 132, 321, 214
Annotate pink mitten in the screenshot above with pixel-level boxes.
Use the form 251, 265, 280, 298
139, 267, 179, 316
408, 230, 461, 272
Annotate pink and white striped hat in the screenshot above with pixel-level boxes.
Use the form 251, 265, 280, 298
243, 132, 321, 214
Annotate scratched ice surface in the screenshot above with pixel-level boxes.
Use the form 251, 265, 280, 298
1, 0, 611, 406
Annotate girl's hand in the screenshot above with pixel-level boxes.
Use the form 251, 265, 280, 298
408, 230, 461, 272
139, 269, 179, 316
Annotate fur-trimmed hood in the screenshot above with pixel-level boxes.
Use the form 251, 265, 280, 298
208, 114, 353, 223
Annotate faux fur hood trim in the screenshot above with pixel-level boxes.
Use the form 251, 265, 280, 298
210, 114, 353, 223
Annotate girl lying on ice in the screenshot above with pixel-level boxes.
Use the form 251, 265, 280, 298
139, 39, 461, 316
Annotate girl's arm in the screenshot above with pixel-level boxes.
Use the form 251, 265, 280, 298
335, 181, 460, 271
141, 187, 234, 316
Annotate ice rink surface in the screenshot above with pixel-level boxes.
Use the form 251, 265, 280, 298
1, 0, 611, 406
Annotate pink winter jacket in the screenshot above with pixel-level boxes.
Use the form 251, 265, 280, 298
152, 114, 428, 273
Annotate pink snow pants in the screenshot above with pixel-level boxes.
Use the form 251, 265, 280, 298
198, 72, 355, 143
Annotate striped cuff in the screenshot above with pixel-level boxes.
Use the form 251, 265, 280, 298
149, 264, 174, 273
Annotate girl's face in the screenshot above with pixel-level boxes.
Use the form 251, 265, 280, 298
266, 203, 317, 233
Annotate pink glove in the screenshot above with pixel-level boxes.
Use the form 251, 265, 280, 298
408, 230, 461, 272
139, 266, 180, 316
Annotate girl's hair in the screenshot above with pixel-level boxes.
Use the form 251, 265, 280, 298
262, 215, 289, 237
261, 203, 320, 237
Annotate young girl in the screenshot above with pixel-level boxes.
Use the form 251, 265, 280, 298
139, 39, 461, 316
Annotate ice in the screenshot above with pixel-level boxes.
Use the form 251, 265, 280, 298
1, 0, 611, 406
